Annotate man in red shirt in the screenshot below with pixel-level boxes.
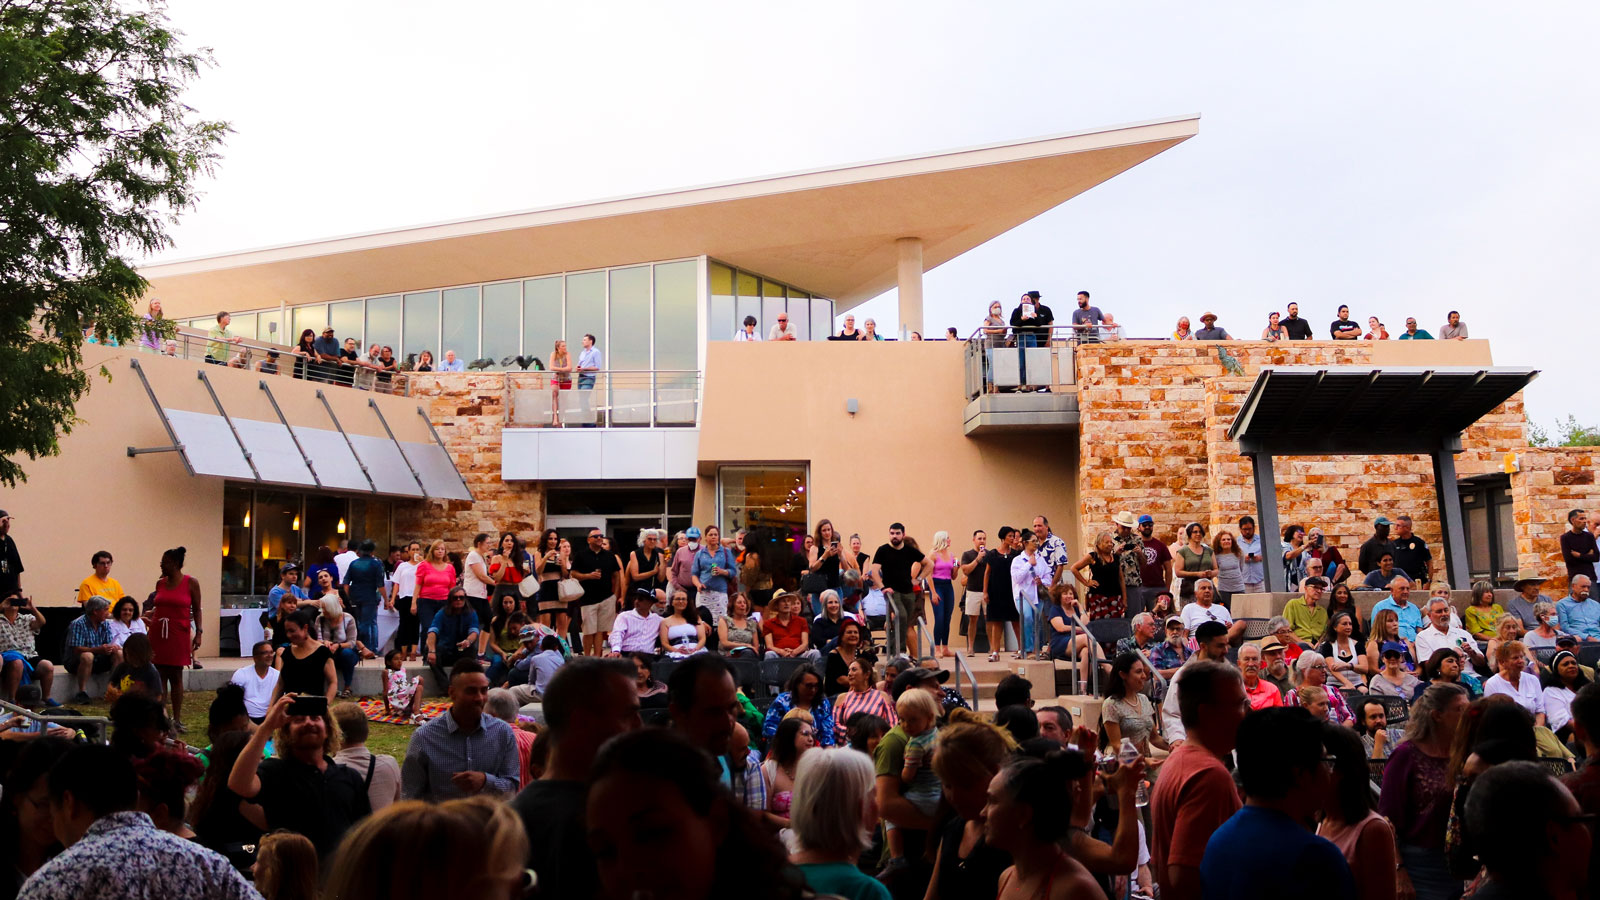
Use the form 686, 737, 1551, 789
1150, 659, 1247, 900
1237, 643, 1282, 710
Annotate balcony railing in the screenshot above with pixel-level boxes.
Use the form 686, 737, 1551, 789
115, 328, 410, 395
505, 370, 701, 428
963, 325, 1122, 398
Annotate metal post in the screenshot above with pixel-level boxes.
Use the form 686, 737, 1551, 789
126, 359, 194, 475
368, 399, 427, 497
1433, 445, 1470, 589
317, 390, 377, 493
418, 407, 474, 500
260, 380, 323, 488
1251, 450, 1286, 593
196, 369, 261, 482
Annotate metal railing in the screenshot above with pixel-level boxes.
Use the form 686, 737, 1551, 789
104, 328, 411, 395
0, 698, 110, 744
505, 370, 701, 428
962, 324, 1122, 398
916, 621, 977, 709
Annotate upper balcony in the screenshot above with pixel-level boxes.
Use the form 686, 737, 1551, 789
134, 326, 413, 396
962, 325, 1093, 435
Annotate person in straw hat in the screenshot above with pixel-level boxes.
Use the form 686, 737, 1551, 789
1194, 312, 1232, 340
1507, 570, 1552, 630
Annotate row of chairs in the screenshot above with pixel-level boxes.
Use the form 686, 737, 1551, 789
649, 655, 817, 706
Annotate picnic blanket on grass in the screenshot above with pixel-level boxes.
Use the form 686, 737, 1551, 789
357, 697, 451, 725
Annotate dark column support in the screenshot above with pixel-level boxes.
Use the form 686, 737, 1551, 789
1433, 445, 1470, 589
1251, 451, 1285, 593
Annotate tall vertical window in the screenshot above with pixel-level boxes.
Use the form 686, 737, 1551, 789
811, 298, 833, 340
762, 280, 786, 335
291, 305, 326, 344
481, 282, 521, 370
736, 271, 761, 336
523, 277, 563, 363
402, 291, 440, 363
366, 295, 401, 353
329, 300, 363, 347
222, 486, 252, 595
788, 290, 810, 340
608, 266, 651, 370
655, 261, 699, 374
565, 271, 605, 358
441, 287, 480, 362
254, 490, 301, 593
717, 464, 808, 547
708, 262, 735, 342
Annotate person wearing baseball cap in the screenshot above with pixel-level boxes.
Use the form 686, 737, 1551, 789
266, 562, 307, 616
1358, 516, 1394, 578
1135, 516, 1174, 617
1150, 614, 1192, 679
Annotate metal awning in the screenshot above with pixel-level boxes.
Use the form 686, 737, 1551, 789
1227, 365, 1538, 592
1228, 366, 1539, 455
125, 359, 472, 501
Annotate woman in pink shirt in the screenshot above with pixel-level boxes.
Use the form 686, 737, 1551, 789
413, 540, 459, 659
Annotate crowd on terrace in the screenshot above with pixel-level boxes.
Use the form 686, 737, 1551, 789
2, 502, 1599, 900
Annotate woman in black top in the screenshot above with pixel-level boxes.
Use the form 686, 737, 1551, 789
926, 709, 1013, 899
273, 608, 335, 702
292, 329, 316, 380
189, 731, 265, 858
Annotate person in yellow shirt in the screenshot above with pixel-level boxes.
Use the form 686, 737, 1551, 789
1282, 576, 1330, 645
76, 551, 123, 606
205, 310, 242, 364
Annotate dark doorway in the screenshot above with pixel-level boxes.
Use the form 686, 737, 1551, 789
1460, 475, 1516, 587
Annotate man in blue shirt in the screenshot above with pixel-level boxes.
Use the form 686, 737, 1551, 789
401, 658, 519, 801
437, 350, 466, 372
576, 334, 602, 389
1200, 707, 1356, 900
341, 540, 387, 650
266, 563, 306, 615
311, 327, 342, 382
66, 597, 119, 704
1557, 575, 1600, 641
1369, 577, 1424, 642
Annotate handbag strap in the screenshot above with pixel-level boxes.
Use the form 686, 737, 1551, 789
363, 753, 377, 790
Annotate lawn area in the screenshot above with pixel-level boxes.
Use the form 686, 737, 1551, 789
69, 689, 421, 761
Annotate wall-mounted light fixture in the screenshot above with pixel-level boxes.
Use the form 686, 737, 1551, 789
846, 398, 859, 417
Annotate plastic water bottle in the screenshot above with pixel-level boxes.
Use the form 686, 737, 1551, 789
1118, 737, 1148, 807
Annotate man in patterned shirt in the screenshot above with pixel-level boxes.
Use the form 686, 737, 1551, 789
1032, 516, 1071, 660
0, 594, 56, 703
1112, 512, 1146, 613
21, 745, 257, 900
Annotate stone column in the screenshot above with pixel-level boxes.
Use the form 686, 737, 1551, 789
896, 237, 923, 340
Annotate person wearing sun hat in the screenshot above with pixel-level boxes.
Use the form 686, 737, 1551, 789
1111, 511, 1146, 615
1194, 312, 1232, 340
1507, 569, 1553, 629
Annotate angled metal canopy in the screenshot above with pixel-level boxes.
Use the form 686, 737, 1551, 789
1229, 366, 1539, 591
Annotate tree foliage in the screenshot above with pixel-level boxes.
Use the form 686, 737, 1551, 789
1529, 416, 1600, 448
0, 0, 226, 486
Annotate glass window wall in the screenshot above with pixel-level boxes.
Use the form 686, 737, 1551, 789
735, 271, 761, 336
523, 276, 563, 364
708, 261, 831, 342
717, 465, 808, 592
366, 295, 401, 353
402, 291, 440, 365
811, 298, 832, 340
608, 266, 651, 370
565, 271, 605, 358
481, 282, 521, 371
291, 305, 326, 344
329, 300, 364, 347
708, 262, 735, 343
441, 287, 480, 362
655, 261, 698, 373
218, 487, 363, 598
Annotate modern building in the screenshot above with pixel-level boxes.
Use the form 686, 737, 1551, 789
5, 114, 1593, 658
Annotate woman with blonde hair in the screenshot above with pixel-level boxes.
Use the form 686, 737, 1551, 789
927, 530, 957, 659
1486, 614, 1536, 671
926, 708, 1019, 899
413, 540, 458, 657
324, 797, 529, 900
314, 588, 363, 699
548, 339, 572, 425
254, 830, 319, 900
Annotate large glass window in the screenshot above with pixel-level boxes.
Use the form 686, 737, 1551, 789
608, 266, 651, 370
811, 298, 833, 340
788, 290, 809, 341
222, 486, 252, 596
655, 261, 698, 373
523, 276, 562, 363
442, 286, 479, 362
481, 282, 521, 370
709, 262, 735, 342
402, 291, 440, 364
366, 295, 401, 354
762, 280, 786, 335
230, 313, 257, 345
565, 271, 605, 358
254, 490, 301, 593
718, 465, 808, 553
329, 299, 364, 347
291, 305, 326, 344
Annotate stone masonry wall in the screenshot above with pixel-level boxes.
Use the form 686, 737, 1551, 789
1077, 342, 1526, 582
1510, 448, 1600, 591
394, 374, 544, 545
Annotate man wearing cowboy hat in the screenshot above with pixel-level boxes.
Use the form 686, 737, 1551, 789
1508, 570, 1554, 629
1558, 575, 1600, 642
1258, 636, 1295, 701
1194, 312, 1232, 340
1111, 511, 1145, 614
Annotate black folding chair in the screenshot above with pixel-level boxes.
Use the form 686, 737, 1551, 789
761, 657, 811, 695
1578, 643, 1600, 669
640, 707, 672, 727
726, 656, 764, 699
1085, 618, 1132, 655
1543, 757, 1576, 778
651, 658, 682, 686
1368, 757, 1389, 788
1374, 694, 1409, 730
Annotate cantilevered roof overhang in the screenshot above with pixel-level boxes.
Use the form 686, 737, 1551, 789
139, 115, 1199, 314
1227, 366, 1539, 455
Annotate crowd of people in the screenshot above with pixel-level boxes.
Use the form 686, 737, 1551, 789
5, 502, 1600, 899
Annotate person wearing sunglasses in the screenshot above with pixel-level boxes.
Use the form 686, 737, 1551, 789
767, 313, 798, 342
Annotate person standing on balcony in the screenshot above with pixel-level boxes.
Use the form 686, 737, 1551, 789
861, 318, 884, 340
312, 327, 341, 383
576, 334, 602, 427
1438, 311, 1470, 340
1397, 317, 1434, 340
767, 313, 798, 341
1282, 301, 1313, 340
438, 350, 466, 372
734, 315, 762, 341
1069, 290, 1103, 343
1171, 316, 1193, 340
547, 340, 572, 426
1195, 312, 1232, 340
205, 311, 243, 365
1009, 291, 1053, 389
829, 314, 861, 340
1364, 316, 1390, 340
1261, 311, 1287, 341
1329, 304, 1362, 340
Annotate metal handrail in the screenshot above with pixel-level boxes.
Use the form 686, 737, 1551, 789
915, 620, 978, 709
505, 369, 702, 428
963, 323, 1127, 343
1061, 618, 1100, 697
113, 329, 410, 395
0, 698, 111, 744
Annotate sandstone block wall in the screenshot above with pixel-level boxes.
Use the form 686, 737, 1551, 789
1511, 448, 1600, 591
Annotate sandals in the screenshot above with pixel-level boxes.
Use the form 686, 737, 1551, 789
988, 651, 1000, 663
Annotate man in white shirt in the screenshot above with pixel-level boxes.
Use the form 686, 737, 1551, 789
334, 540, 357, 582
1179, 579, 1246, 644
228, 641, 280, 722
1414, 597, 1485, 667
767, 313, 798, 341
733, 316, 762, 342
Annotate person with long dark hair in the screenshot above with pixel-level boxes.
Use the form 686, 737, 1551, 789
190, 730, 267, 857
273, 608, 335, 703
986, 752, 1105, 899
1318, 724, 1397, 899
586, 727, 808, 900
149, 546, 201, 731
762, 714, 817, 833
534, 529, 569, 628
0, 738, 71, 900
1542, 649, 1591, 742
763, 664, 835, 748
1102, 651, 1169, 762
488, 531, 529, 615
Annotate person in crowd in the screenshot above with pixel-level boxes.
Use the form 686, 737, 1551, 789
106, 633, 161, 703
1398, 317, 1434, 340
1318, 722, 1398, 899
1151, 660, 1247, 900
480, 595, 523, 684
920, 530, 957, 658
873, 523, 926, 657
734, 314, 762, 341
412, 540, 455, 653
1379, 682, 1469, 900
1269, 616, 1306, 659
761, 714, 816, 835
1180, 579, 1246, 644
1486, 613, 1536, 669
400, 658, 518, 800
1541, 649, 1589, 743
1318, 611, 1366, 688
1277, 301, 1312, 339
1208, 528, 1246, 609
202, 310, 245, 364
331, 701, 401, 811
1483, 639, 1546, 725
270, 608, 336, 707
483, 688, 537, 789
1463, 581, 1505, 640
1068, 530, 1124, 625
1261, 311, 1286, 341
810, 590, 851, 651
423, 587, 480, 688
341, 539, 386, 651
1283, 576, 1329, 645
1505, 569, 1551, 627
832, 653, 895, 744
570, 527, 623, 658
665, 653, 738, 766
1193, 311, 1231, 340
1363, 550, 1408, 590
1306, 527, 1348, 584
227, 692, 370, 861
890, 688, 943, 857
608, 589, 663, 657
925, 709, 1017, 899
251, 831, 317, 900
265, 563, 305, 619
65, 597, 121, 704
0, 737, 71, 897
1325, 582, 1365, 641
432, 348, 464, 372
1561, 509, 1600, 582
1171, 316, 1192, 340
1296, 684, 1333, 722
586, 727, 808, 900
1559, 573, 1600, 641
20, 745, 256, 900
1561, 682, 1600, 888
1202, 708, 1357, 898
1328, 304, 1361, 340
1136, 515, 1177, 613
763, 664, 835, 747
1367, 607, 1416, 672
692, 525, 739, 622
766, 311, 798, 341
1435, 310, 1468, 340
1354, 697, 1394, 759
325, 797, 529, 900
986, 752, 1107, 900
313, 592, 362, 699
1294, 651, 1354, 725
1042, 583, 1104, 688
719, 591, 762, 657
658, 588, 709, 659
1465, 761, 1591, 900
873, 673, 945, 886
1387, 515, 1434, 586
625, 652, 667, 710
486, 531, 529, 625
0, 592, 55, 704
1369, 647, 1422, 700
1009, 290, 1054, 385
1371, 575, 1425, 642
1006, 531, 1049, 657
1364, 316, 1390, 340
764, 591, 820, 660
511, 656, 640, 899
1417, 647, 1476, 702
788, 749, 891, 900
149, 545, 201, 728
75, 551, 122, 606
1104, 651, 1170, 766
822, 618, 868, 696
133, 748, 203, 838
1173, 522, 1215, 602
1151, 614, 1195, 680
1357, 515, 1392, 575
1238, 643, 1282, 710
1415, 596, 1485, 671
1281, 524, 1310, 590
982, 526, 1021, 662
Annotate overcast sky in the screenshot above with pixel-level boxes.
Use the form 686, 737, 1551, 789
149, 1, 1599, 427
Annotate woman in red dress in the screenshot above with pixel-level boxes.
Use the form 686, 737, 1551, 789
150, 546, 202, 732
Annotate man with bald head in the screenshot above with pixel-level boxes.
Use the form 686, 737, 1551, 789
1369, 576, 1424, 642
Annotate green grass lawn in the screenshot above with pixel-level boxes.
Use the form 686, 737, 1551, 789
68, 689, 420, 761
